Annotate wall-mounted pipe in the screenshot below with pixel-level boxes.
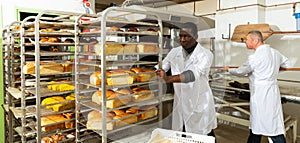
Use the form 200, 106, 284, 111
292, 2, 300, 16
195, 13, 216, 17
222, 23, 231, 40
217, 2, 299, 12
122, 0, 167, 7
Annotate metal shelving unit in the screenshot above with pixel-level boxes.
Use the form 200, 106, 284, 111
74, 7, 163, 143
2, 21, 24, 143
2, 10, 81, 143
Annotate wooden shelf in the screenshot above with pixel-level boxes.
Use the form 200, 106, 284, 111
272, 31, 300, 34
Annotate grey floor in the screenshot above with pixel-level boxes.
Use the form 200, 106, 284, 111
215, 123, 295, 143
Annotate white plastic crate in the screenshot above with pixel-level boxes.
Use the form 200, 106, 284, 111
148, 128, 215, 143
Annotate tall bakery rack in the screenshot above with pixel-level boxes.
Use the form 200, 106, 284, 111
2, 20, 23, 143
2, 10, 82, 143
74, 7, 164, 143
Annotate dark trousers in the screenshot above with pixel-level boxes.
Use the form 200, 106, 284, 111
247, 129, 286, 143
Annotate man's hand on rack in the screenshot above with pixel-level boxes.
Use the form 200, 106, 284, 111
156, 69, 169, 82
156, 69, 183, 83
224, 66, 230, 72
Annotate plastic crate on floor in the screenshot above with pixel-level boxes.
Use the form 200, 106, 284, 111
148, 128, 215, 143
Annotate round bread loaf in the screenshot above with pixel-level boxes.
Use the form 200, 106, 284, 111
108, 26, 121, 31
40, 38, 48, 42
48, 37, 60, 43
126, 106, 139, 114
130, 67, 143, 73
64, 38, 74, 43
112, 110, 125, 116
115, 88, 131, 95
28, 27, 35, 31
147, 28, 156, 32
13, 25, 21, 30
128, 27, 138, 32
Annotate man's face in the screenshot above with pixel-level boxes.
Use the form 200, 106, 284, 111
245, 34, 255, 49
179, 28, 197, 49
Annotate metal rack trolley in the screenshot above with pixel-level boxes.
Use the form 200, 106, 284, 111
2, 10, 82, 143
74, 7, 163, 143
2, 20, 23, 143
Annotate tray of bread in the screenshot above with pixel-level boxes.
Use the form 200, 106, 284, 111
89, 68, 157, 86
41, 132, 76, 143
79, 61, 158, 68
93, 42, 159, 55
84, 105, 158, 133
40, 113, 75, 132
22, 61, 74, 75
26, 87, 74, 98
24, 21, 75, 29
79, 98, 158, 113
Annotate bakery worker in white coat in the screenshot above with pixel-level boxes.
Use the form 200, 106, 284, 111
156, 22, 217, 138
225, 30, 290, 143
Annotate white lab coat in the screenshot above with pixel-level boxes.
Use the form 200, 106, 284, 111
228, 45, 290, 136
161, 43, 217, 135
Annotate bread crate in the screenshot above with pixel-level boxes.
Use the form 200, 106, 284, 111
148, 128, 215, 143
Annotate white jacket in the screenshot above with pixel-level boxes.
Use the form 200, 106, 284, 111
229, 45, 290, 136
161, 43, 217, 135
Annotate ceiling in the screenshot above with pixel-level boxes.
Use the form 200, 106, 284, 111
95, 0, 204, 12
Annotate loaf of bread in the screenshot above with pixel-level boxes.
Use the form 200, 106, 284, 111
42, 134, 66, 143
23, 62, 64, 74
131, 68, 156, 82
62, 60, 73, 72
13, 25, 21, 30
41, 114, 67, 132
47, 81, 75, 92
107, 69, 135, 86
112, 110, 138, 127
86, 110, 114, 130
92, 90, 131, 109
139, 106, 158, 120
50, 134, 65, 143
147, 28, 157, 33
40, 38, 49, 43
27, 27, 35, 31
115, 88, 131, 95
123, 44, 137, 53
64, 38, 74, 43
65, 93, 75, 100
41, 137, 53, 143
41, 96, 74, 112
90, 69, 135, 86
48, 37, 60, 43
95, 43, 124, 55
108, 26, 123, 32
114, 114, 138, 127
90, 71, 102, 85
126, 106, 139, 114
63, 113, 75, 129
128, 27, 138, 32
41, 96, 65, 110
137, 43, 158, 53
132, 87, 155, 102
40, 28, 56, 32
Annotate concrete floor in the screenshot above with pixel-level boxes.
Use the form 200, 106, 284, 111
214, 124, 268, 143
214, 123, 296, 143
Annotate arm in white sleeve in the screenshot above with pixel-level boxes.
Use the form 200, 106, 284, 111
228, 60, 253, 76
280, 54, 291, 68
